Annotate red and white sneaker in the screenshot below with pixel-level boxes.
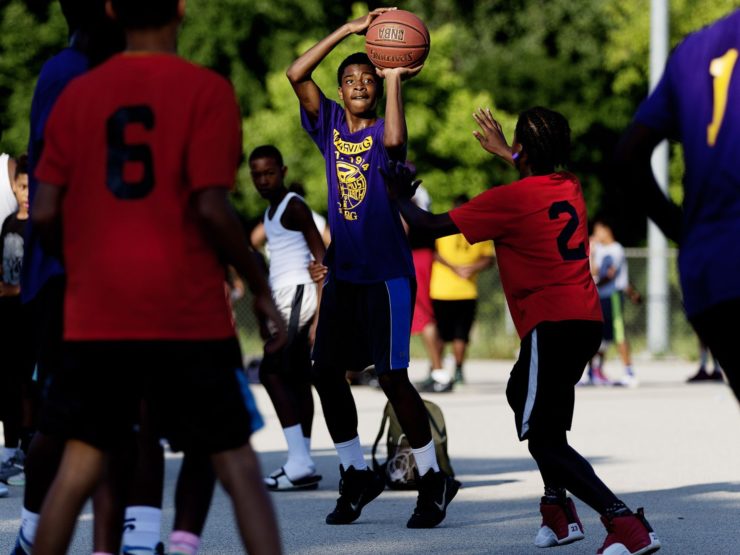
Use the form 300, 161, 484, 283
597, 508, 661, 555
534, 496, 585, 548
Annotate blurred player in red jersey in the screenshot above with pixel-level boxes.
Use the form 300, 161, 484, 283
387, 107, 661, 555
29, 1, 285, 554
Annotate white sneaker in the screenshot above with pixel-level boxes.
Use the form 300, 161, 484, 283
615, 374, 638, 388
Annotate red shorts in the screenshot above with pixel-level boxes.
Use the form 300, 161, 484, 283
411, 248, 435, 335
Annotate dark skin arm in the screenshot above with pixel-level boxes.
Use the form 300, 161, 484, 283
282, 197, 326, 343
614, 122, 683, 243
376, 65, 423, 158
383, 161, 459, 240
193, 188, 287, 352
285, 8, 396, 121
31, 182, 65, 259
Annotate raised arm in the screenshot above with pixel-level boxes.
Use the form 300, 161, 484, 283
473, 108, 516, 167
614, 122, 682, 243
376, 65, 423, 158
286, 8, 396, 121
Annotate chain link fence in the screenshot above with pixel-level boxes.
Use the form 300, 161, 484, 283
232, 248, 699, 362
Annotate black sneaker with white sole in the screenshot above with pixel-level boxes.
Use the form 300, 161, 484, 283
325, 465, 385, 525
407, 469, 460, 528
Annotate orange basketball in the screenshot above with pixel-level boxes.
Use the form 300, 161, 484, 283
365, 10, 430, 69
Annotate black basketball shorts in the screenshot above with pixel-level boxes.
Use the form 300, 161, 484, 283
40, 338, 257, 453
506, 320, 602, 441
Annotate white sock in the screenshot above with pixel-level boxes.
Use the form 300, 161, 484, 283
412, 439, 440, 476
304, 436, 311, 452
18, 508, 39, 553
334, 436, 367, 470
122, 506, 162, 553
3, 447, 17, 462
282, 424, 314, 479
431, 369, 452, 384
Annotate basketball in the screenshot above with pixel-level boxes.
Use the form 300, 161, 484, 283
365, 10, 430, 69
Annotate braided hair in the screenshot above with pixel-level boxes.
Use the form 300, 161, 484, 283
515, 107, 571, 175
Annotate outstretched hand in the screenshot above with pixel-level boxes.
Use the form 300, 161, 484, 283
382, 160, 422, 201
346, 7, 397, 35
375, 64, 424, 81
473, 108, 514, 164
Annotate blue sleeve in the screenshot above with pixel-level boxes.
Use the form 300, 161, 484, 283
300, 92, 338, 155
634, 54, 680, 139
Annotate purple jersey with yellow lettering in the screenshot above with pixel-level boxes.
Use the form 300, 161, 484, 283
635, 9, 740, 317
301, 93, 413, 283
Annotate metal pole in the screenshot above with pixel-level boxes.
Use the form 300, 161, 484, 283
647, 0, 670, 354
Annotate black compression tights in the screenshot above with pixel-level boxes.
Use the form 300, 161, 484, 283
312, 366, 431, 448
528, 430, 621, 515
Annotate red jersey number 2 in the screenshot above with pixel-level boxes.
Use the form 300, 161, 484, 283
548, 200, 587, 261
106, 105, 155, 200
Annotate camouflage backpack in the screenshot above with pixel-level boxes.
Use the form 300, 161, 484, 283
371, 399, 454, 490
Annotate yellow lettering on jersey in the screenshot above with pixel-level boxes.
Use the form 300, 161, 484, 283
333, 129, 373, 155
708, 48, 738, 147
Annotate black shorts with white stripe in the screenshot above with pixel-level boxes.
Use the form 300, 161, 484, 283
506, 320, 602, 441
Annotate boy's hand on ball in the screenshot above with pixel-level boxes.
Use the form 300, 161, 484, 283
346, 7, 397, 35
473, 107, 513, 161
375, 64, 424, 81
382, 161, 422, 200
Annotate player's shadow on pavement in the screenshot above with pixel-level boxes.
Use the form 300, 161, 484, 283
158, 452, 740, 554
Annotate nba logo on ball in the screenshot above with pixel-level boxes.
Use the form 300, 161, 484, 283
365, 10, 430, 69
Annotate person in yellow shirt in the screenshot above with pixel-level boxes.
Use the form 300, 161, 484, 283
421, 194, 495, 392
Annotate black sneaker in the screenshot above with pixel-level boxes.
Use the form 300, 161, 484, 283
326, 465, 385, 525
419, 379, 454, 393
407, 469, 460, 528
687, 367, 713, 382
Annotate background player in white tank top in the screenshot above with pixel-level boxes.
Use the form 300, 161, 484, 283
249, 145, 327, 490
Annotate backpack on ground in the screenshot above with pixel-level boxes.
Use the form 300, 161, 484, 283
371, 399, 454, 490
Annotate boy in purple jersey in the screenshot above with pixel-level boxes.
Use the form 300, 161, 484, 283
617, 8, 740, 401
287, 7, 459, 528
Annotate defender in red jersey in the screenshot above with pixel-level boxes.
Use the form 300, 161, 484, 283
389, 107, 660, 555
30, 1, 285, 554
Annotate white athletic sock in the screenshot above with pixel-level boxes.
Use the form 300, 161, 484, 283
3, 447, 17, 462
122, 506, 162, 553
304, 436, 311, 452
282, 424, 314, 479
431, 369, 452, 385
18, 508, 39, 554
334, 436, 367, 470
412, 439, 440, 476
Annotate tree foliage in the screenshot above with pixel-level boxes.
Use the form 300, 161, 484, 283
0, 0, 736, 243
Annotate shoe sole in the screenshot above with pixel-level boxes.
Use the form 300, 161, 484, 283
535, 525, 585, 547
601, 538, 660, 555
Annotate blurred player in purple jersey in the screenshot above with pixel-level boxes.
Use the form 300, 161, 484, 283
617, 9, 740, 401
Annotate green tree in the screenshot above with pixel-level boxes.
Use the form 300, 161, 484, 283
0, 0, 66, 155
